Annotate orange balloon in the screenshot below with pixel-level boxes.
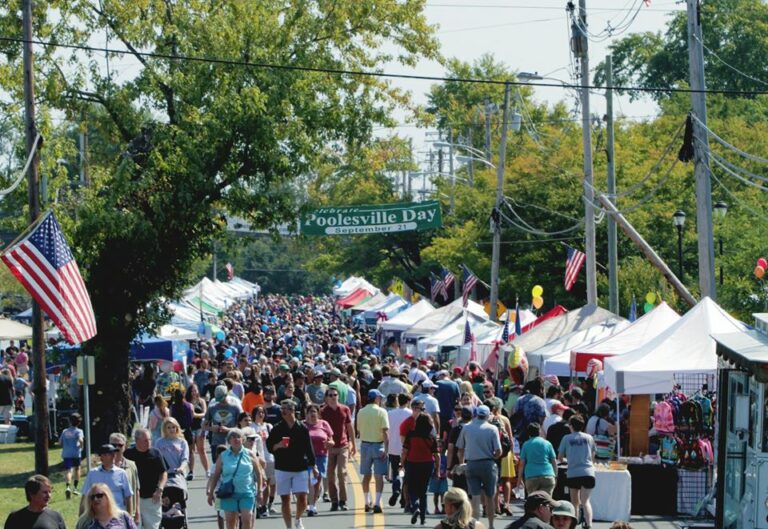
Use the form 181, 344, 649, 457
756, 265, 766, 279
532, 296, 544, 309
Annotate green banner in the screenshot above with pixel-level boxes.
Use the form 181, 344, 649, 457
301, 200, 442, 236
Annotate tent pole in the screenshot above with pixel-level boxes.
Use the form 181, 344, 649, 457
616, 397, 621, 459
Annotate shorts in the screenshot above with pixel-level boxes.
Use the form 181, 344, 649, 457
220, 493, 256, 513
465, 459, 498, 498
360, 442, 388, 476
0, 405, 11, 421
63, 457, 82, 469
191, 428, 203, 438
566, 475, 596, 490
275, 470, 309, 496
313, 455, 328, 478
428, 476, 448, 494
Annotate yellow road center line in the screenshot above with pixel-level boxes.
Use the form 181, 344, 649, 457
348, 453, 367, 529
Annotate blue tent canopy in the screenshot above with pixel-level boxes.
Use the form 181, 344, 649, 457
130, 334, 188, 363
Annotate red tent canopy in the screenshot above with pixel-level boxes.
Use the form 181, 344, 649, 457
336, 288, 371, 308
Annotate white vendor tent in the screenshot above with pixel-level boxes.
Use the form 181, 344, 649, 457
536, 318, 631, 376
418, 316, 495, 354
333, 276, 378, 297
363, 295, 408, 322
604, 297, 747, 395
350, 292, 388, 312
569, 302, 681, 373
158, 324, 198, 341
402, 298, 488, 342
514, 304, 617, 354
499, 308, 537, 324
0, 319, 33, 340
380, 300, 435, 332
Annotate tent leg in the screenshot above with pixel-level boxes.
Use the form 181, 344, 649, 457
616, 397, 621, 459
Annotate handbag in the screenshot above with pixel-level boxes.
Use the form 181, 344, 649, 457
594, 433, 615, 459
215, 450, 243, 498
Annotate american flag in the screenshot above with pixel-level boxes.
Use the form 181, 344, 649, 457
225, 262, 234, 280
464, 317, 477, 363
440, 267, 454, 300
564, 246, 586, 292
430, 276, 443, 302
461, 265, 478, 307
2, 212, 96, 345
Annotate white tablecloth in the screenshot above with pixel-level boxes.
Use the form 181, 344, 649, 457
591, 468, 632, 521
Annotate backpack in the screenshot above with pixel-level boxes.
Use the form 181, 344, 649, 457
659, 435, 680, 465
680, 400, 704, 431
489, 417, 512, 458
679, 437, 706, 470
654, 401, 676, 434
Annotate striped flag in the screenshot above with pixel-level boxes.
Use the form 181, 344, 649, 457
461, 265, 478, 307
463, 318, 472, 345
564, 246, 586, 292
464, 318, 477, 363
225, 262, 234, 280
440, 267, 454, 300
430, 275, 443, 302
1, 212, 96, 345
514, 303, 522, 336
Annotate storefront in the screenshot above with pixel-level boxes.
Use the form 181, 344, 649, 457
713, 314, 768, 529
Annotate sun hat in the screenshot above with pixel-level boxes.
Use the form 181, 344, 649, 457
551, 499, 576, 519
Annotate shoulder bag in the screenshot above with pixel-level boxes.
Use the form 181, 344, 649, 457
215, 451, 243, 498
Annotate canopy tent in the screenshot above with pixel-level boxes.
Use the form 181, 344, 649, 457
499, 308, 537, 324
158, 324, 198, 341
130, 334, 188, 363
535, 318, 631, 376
350, 292, 388, 312
402, 298, 488, 343
569, 302, 681, 372
514, 304, 617, 355
229, 276, 260, 296
457, 312, 537, 363
336, 288, 372, 308
363, 295, 408, 323
380, 300, 435, 332
418, 314, 495, 354
333, 276, 378, 297
604, 297, 747, 395
0, 319, 33, 340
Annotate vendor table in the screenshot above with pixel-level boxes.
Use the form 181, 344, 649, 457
555, 466, 631, 521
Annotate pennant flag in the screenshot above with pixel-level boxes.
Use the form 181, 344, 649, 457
514, 303, 522, 336
1, 211, 97, 345
225, 262, 234, 280
461, 264, 478, 307
564, 246, 586, 292
629, 295, 637, 322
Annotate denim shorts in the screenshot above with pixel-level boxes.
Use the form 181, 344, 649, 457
313, 455, 328, 477
465, 459, 498, 497
360, 442, 388, 476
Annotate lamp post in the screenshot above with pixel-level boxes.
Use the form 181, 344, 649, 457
714, 201, 728, 286
673, 210, 686, 282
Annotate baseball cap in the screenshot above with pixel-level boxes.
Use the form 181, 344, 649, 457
97, 443, 119, 455
436, 370, 449, 378
368, 389, 384, 400
313, 370, 324, 379
421, 380, 435, 389
551, 500, 577, 519
279, 363, 290, 371
525, 490, 560, 511
330, 368, 342, 376
214, 385, 228, 401
475, 405, 491, 418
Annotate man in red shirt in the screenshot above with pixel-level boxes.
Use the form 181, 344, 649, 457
320, 387, 356, 511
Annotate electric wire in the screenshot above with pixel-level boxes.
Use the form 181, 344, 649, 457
500, 200, 584, 236
0, 133, 41, 198
695, 34, 768, 88
710, 150, 768, 186
3, 36, 768, 97
691, 114, 768, 165
706, 146, 768, 192
709, 168, 768, 224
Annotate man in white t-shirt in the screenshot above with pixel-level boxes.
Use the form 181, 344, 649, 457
543, 401, 568, 435
413, 380, 441, 435
408, 362, 428, 386
386, 393, 412, 508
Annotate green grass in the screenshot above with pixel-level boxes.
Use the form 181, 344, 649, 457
0, 442, 85, 527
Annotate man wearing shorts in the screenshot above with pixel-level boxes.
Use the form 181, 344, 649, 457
59, 413, 84, 500
457, 405, 502, 529
356, 389, 389, 514
267, 400, 318, 529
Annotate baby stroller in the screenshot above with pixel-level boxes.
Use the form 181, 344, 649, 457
160, 485, 188, 529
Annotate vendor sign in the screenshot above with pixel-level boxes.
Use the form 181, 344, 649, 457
301, 201, 442, 235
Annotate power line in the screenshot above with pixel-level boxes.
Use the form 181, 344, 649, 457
3, 36, 768, 97
695, 34, 768, 88
425, 2, 682, 12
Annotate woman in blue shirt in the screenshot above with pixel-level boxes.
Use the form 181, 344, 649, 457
517, 423, 557, 496
206, 428, 258, 529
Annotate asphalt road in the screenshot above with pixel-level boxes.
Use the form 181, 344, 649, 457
182, 449, 688, 529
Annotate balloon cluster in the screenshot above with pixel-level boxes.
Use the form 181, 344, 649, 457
531, 285, 544, 309
644, 292, 657, 314
755, 257, 767, 279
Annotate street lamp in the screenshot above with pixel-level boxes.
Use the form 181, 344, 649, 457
673, 210, 686, 282
714, 201, 728, 286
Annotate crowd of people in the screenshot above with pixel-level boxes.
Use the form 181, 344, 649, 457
3, 292, 635, 529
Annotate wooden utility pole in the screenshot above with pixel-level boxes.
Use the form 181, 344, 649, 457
686, 0, 716, 299
489, 83, 510, 323
605, 55, 619, 315
22, 0, 49, 475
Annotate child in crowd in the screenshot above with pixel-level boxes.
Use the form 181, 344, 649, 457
429, 441, 449, 515
59, 412, 84, 499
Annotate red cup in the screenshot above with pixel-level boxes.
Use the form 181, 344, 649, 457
282, 436, 290, 447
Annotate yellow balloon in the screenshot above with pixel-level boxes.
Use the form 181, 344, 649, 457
532, 296, 544, 309
645, 292, 656, 304
532, 285, 544, 297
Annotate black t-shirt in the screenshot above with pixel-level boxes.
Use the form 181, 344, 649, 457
124, 447, 167, 499
264, 403, 282, 425
447, 423, 466, 468
546, 421, 571, 454
0, 373, 14, 405
4, 507, 66, 529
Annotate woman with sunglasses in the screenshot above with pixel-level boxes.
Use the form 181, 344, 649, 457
76, 484, 137, 529
207, 428, 259, 529
153, 417, 190, 492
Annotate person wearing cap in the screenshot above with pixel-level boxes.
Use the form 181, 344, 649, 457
357, 389, 390, 513
306, 371, 328, 405
456, 405, 502, 529
504, 490, 559, 529
80, 444, 134, 514
124, 428, 167, 529
413, 380, 441, 436
549, 500, 577, 529
543, 402, 569, 436
435, 370, 460, 434
327, 368, 348, 405
204, 386, 243, 463
387, 393, 413, 508
378, 367, 409, 397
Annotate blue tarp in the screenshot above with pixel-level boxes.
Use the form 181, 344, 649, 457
130, 334, 188, 363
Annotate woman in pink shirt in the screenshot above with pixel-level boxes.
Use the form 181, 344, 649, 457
304, 404, 334, 516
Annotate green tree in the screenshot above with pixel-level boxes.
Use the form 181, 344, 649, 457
0, 0, 439, 441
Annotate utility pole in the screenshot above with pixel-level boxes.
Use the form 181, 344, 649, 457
576, 0, 598, 305
80, 109, 88, 185
605, 55, 619, 315
467, 129, 474, 187
448, 128, 455, 214
489, 83, 511, 323
484, 98, 493, 163
686, 0, 716, 299
23, 0, 49, 475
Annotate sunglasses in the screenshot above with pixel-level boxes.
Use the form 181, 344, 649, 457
90, 493, 106, 500
111, 443, 124, 448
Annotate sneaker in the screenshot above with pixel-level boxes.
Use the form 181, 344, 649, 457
65, 487, 71, 500
269, 505, 278, 514
323, 493, 330, 502
330, 502, 339, 512
411, 509, 420, 525
388, 492, 399, 507
373, 505, 383, 514
295, 519, 305, 529
364, 504, 372, 513
339, 500, 348, 511
307, 507, 316, 517
72, 490, 80, 496
186, 472, 194, 481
